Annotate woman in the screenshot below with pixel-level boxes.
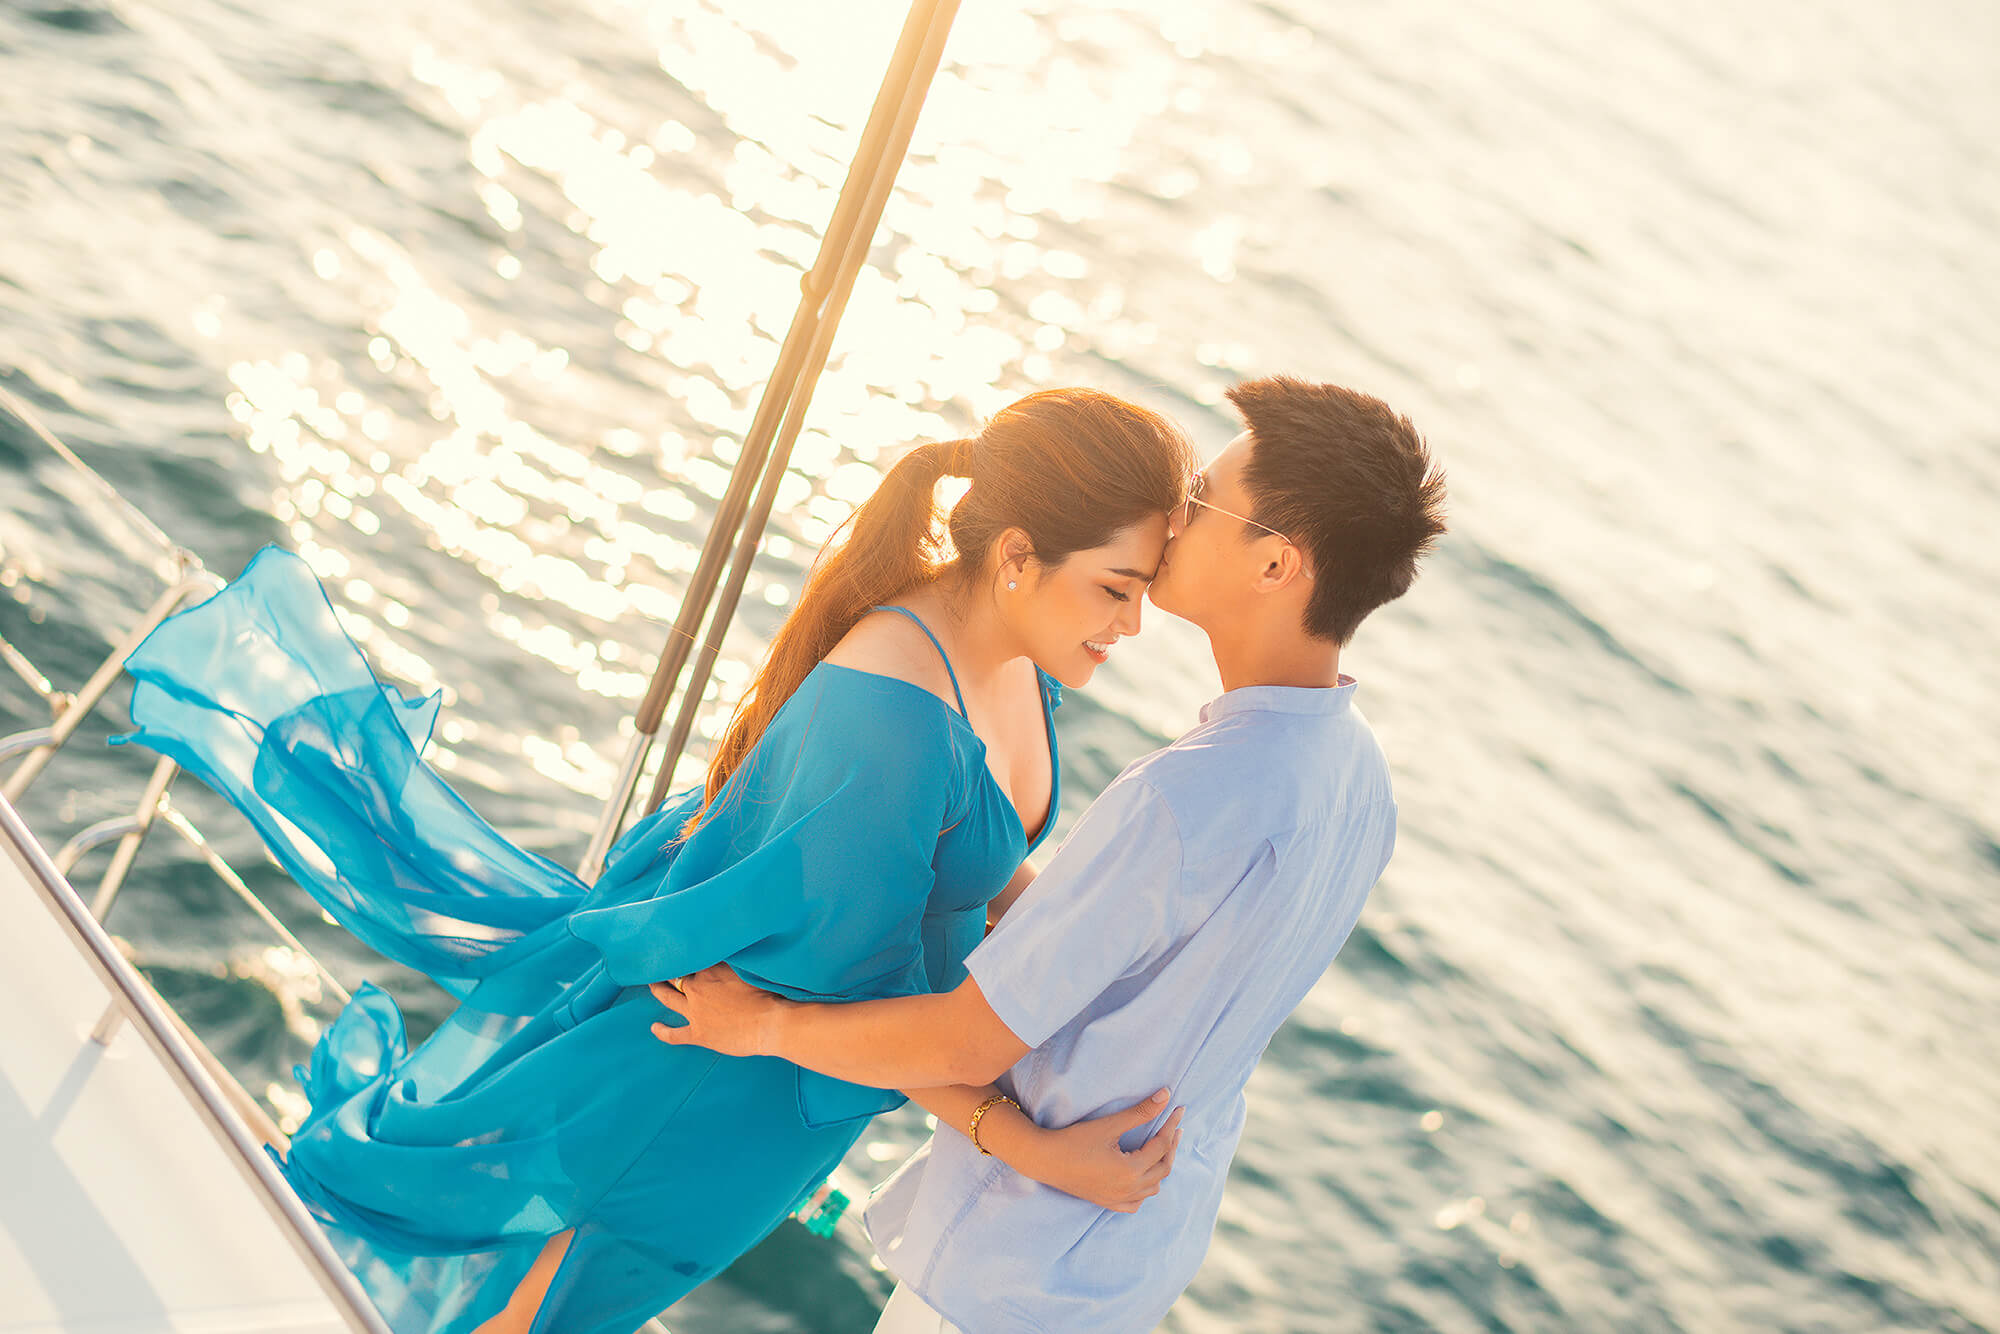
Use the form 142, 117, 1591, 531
115, 387, 1193, 1333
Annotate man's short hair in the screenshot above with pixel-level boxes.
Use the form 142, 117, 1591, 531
1230, 376, 1447, 645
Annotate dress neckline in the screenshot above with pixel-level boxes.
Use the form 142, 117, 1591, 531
814, 661, 1060, 852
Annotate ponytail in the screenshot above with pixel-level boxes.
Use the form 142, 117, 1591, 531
685, 387, 1191, 836
689, 437, 972, 827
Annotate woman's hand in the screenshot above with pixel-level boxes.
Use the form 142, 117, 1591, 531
1020, 1089, 1185, 1214
650, 964, 785, 1058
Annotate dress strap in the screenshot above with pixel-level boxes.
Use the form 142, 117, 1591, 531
869, 605, 969, 718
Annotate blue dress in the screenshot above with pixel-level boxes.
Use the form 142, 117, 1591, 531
113, 547, 1060, 1334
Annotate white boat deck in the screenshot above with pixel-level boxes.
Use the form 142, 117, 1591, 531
0, 798, 373, 1333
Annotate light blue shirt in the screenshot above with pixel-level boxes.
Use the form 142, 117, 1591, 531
863, 679, 1399, 1332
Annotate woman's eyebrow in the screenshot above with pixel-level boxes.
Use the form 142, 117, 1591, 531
1105, 565, 1158, 582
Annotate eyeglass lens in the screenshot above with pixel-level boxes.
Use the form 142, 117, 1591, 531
1183, 472, 1205, 529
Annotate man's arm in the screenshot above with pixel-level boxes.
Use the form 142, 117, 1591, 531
656, 774, 1182, 1087
652, 970, 1184, 1212
653, 970, 1027, 1088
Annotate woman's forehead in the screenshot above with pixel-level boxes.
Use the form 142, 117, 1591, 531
1093, 513, 1170, 564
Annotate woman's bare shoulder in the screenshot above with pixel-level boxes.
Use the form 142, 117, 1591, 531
822, 607, 960, 711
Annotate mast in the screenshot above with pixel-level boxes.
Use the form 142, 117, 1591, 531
580, 0, 964, 878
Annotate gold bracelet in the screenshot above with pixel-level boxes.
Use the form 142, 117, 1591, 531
968, 1093, 1020, 1156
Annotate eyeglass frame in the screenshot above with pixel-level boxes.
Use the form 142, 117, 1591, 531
1177, 471, 1313, 576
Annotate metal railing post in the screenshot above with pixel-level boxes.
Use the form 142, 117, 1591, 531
1, 792, 395, 1334
0, 631, 56, 699
81, 754, 180, 1043
1, 574, 214, 802
89, 753, 177, 921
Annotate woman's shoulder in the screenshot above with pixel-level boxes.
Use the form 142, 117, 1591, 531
731, 617, 975, 806
820, 606, 964, 715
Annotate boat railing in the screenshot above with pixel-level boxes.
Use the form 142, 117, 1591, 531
0, 4, 962, 1313
1, 387, 691, 1332
1, 388, 402, 1330
2, 786, 395, 1332
1, 391, 233, 934
0, 381, 840, 1332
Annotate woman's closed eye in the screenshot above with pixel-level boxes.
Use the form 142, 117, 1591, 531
1102, 586, 1132, 602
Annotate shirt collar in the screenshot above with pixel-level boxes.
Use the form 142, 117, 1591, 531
1198, 676, 1357, 724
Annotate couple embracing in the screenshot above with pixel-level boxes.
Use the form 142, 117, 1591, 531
118, 376, 1446, 1333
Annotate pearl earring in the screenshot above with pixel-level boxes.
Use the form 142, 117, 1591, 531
1006, 580, 1018, 591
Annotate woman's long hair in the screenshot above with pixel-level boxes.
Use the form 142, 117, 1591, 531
690, 387, 1192, 827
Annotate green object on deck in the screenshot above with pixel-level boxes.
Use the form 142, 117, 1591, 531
791, 1178, 851, 1238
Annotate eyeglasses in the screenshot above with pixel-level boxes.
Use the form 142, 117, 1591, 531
1179, 471, 1295, 544
1175, 471, 1313, 578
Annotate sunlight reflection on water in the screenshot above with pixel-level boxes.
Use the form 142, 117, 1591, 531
209, 0, 1234, 796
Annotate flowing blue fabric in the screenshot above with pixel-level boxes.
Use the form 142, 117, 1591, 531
114, 547, 1060, 1334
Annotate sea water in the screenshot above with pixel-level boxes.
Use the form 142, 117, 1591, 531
1, 1, 1995, 1329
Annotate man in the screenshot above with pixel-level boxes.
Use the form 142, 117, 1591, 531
655, 376, 1447, 1332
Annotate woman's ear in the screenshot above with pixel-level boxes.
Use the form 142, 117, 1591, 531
995, 527, 1037, 580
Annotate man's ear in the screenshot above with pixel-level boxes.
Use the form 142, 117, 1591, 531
1249, 539, 1308, 592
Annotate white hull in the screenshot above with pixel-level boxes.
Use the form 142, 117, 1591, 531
0, 799, 374, 1333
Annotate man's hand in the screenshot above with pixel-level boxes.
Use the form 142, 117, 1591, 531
1023, 1090, 1185, 1214
649, 964, 784, 1059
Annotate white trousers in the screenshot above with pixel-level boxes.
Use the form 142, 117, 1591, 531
871, 1282, 964, 1334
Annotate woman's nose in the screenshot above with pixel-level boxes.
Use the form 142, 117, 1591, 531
1116, 594, 1144, 637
